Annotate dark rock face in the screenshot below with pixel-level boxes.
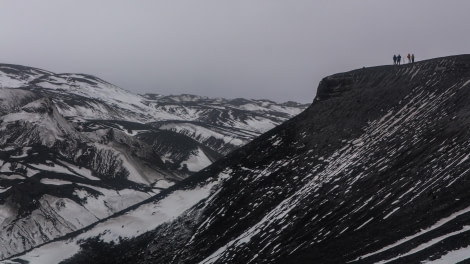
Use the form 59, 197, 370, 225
62, 55, 470, 264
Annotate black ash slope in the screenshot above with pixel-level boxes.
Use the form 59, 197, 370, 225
64, 55, 470, 264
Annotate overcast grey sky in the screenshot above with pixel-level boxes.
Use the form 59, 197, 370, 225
0, 1, 469, 103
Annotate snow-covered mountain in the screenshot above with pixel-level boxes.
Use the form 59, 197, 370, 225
20, 55, 470, 264
0, 63, 307, 172
0, 64, 307, 260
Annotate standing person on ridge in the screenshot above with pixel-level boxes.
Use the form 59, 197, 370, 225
397, 54, 401, 65
411, 54, 415, 63
393, 55, 397, 65
407, 53, 411, 63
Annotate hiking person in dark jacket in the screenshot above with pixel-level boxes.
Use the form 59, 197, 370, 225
393, 55, 397, 65
397, 54, 401, 65
411, 54, 415, 63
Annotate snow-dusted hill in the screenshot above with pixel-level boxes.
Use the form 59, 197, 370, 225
0, 63, 307, 173
0, 63, 307, 168
0, 95, 174, 258
28, 55, 470, 264
0, 64, 307, 260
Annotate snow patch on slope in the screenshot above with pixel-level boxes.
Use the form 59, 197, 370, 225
9, 179, 221, 264
183, 148, 213, 172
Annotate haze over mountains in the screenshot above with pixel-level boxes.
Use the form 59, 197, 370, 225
0, 63, 307, 262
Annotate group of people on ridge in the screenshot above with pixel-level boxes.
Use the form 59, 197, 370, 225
393, 53, 415, 65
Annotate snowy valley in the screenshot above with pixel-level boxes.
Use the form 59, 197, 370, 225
0, 63, 307, 261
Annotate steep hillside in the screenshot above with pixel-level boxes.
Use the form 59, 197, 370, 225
51, 55, 470, 264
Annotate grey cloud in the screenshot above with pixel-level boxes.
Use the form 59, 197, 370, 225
0, 0, 469, 103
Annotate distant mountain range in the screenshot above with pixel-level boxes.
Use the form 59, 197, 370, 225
0, 63, 307, 260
